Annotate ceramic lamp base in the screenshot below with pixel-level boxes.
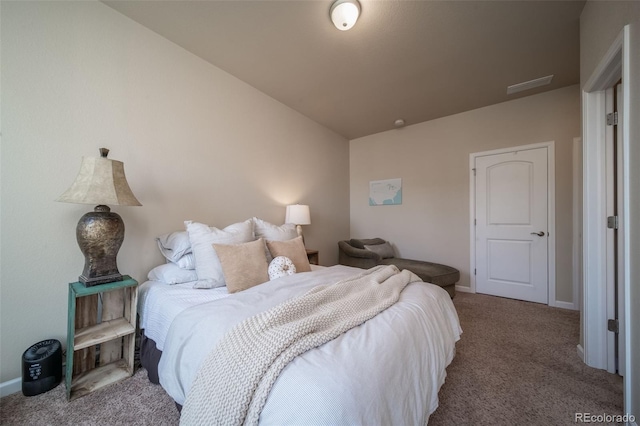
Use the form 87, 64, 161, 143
76, 205, 124, 287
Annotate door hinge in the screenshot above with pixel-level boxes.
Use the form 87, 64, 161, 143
474, 219, 477, 226
607, 215, 619, 229
608, 319, 619, 333
472, 168, 476, 176
606, 112, 618, 126
474, 268, 476, 275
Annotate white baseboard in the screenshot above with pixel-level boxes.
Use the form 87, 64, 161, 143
554, 300, 578, 310
455, 285, 474, 294
1, 377, 21, 397
577, 344, 585, 362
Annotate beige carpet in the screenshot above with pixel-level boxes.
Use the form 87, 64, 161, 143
0, 292, 622, 425
429, 293, 622, 425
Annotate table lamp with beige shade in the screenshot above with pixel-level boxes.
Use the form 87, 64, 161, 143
57, 148, 141, 286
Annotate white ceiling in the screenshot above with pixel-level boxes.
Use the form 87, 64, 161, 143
103, 0, 585, 140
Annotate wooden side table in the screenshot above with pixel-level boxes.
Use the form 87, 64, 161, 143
306, 249, 319, 265
65, 276, 138, 400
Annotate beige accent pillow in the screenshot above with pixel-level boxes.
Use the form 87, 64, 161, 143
213, 238, 269, 293
185, 219, 255, 289
266, 236, 311, 273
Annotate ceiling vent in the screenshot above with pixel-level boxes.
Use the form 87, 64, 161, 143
507, 75, 554, 95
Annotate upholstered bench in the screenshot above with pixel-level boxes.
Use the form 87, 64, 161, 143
338, 238, 459, 298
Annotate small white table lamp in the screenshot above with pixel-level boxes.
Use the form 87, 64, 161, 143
285, 204, 311, 240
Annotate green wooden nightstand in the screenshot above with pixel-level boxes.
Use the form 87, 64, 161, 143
65, 276, 138, 400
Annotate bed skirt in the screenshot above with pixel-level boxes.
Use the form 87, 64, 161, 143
140, 330, 162, 385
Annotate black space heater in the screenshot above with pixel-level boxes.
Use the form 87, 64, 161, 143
22, 339, 62, 396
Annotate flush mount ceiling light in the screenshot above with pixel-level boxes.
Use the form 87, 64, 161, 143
507, 75, 554, 95
330, 0, 360, 31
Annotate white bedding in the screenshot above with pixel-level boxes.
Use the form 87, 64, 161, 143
138, 265, 326, 350
153, 265, 461, 425
138, 280, 230, 350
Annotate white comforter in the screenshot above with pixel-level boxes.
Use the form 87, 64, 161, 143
158, 265, 461, 425
138, 279, 229, 351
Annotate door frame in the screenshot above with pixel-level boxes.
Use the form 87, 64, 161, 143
580, 25, 630, 397
469, 141, 557, 306
572, 137, 583, 317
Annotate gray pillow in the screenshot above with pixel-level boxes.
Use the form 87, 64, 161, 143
156, 231, 192, 263
350, 238, 386, 249
364, 242, 395, 259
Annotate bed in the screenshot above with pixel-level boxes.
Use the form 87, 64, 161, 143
138, 218, 462, 425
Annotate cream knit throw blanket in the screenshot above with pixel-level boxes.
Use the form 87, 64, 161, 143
180, 265, 420, 426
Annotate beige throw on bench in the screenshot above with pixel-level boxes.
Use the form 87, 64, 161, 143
179, 265, 421, 426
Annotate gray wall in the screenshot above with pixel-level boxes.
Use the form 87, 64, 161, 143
349, 85, 580, 305
0, 1, 349, 382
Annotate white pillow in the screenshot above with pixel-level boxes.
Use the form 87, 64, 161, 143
148, 263, 198, 285
268, 256, 297, 280
185, 220, 255, 289
253, 217, 297, 241
172, 253, 196, 270
156, 231, 192, 263
252, 217, 297, 261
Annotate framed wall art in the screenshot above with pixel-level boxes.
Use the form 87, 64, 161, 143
369, 178, 402, 206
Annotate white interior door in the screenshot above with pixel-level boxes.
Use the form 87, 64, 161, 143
475, 147, 549, 304
606, 83, 625, 376
605, 86, 616, 374
615, 82, 625, 377
605, 84, 626, 376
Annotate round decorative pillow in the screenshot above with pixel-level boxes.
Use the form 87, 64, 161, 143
268, 256, 297, 280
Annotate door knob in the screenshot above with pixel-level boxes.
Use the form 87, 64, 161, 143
530, 231, 545, 236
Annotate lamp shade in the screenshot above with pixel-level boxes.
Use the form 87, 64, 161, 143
56, 148, 141, 207
330, 0, 360, 31
285, 204, 311, 225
